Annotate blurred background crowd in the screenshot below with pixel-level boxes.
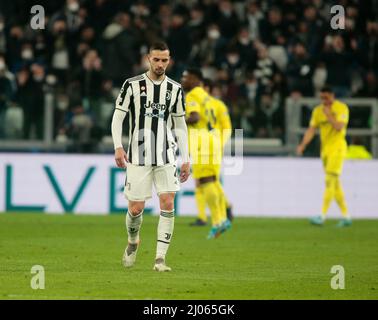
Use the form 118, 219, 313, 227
0, 0, 377, 152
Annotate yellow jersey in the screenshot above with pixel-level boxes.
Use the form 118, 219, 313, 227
310, 100, 349, 155
185, 86, 222, 158
206, 97, 232, 147
185, 86, 210, 131
346, 145, 372, 160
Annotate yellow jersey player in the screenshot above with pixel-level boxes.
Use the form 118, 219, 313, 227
202, 78, 233, 222
181, 68, 231, 239
297, 86, 351, 227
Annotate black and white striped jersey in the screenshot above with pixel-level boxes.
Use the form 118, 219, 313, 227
115, 72, 186, 166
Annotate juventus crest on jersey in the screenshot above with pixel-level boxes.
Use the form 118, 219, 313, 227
115, 72, 186, 166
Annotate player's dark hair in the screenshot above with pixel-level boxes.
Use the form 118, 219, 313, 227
149, 41, 169, 52
185, 67, 203, 81
320, 85, 334, 94
202, 77, 213, 91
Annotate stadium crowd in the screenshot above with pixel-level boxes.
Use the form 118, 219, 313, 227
0, 0, 377, 151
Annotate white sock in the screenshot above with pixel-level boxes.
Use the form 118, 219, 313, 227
126, 210, 143, 244
156, 210, 175, 262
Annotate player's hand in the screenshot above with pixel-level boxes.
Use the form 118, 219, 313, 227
115, 147, 128, 168
179, 162, 190, 183
296, 144, 305, 156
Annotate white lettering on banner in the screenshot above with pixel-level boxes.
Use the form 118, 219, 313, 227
0, 154, 378, 217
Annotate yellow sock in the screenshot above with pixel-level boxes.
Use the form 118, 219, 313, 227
334, 177, 350, 218
194, 186, 207, 222
215, 180, 227, 222
322, 174, 337, 219
201, 182, 222, 226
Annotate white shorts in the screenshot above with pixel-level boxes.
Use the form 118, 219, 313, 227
124, 163, 180, 201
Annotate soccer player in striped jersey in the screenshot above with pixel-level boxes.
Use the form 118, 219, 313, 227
297, 86, 351, 227
111, 41, 190, 272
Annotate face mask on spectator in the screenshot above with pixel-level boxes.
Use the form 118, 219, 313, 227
33, 74, 44, 82
36, 41, 46, 50
57, 99, 69, 111
68, 1, 79, 13
46, 74, 57, 86
208, 29, 220, 40
239, 37, 250, 45
227, 54, 240, 65
21, 49, 34, 60
221, 9, 232, 17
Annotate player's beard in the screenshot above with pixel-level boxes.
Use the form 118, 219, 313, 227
152, 67, 165, 79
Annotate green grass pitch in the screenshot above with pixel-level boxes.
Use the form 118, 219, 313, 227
0, 213, 377, 300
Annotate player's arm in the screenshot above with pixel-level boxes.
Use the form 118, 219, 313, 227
172, 88, 190, 182
173, 116, 190, 182
219, 102, 232, 144
296, 126, 316, 156
323, 106, 348, 131
186, 111, 200, 124
185, 93, 201, 125
111, 80, 131, 168
297, 108, 318, 156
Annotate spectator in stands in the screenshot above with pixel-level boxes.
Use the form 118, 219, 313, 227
49, 18, 71, 86
0, 55, 16, 138
86, 0, 118, 35
286, 42, 314, 96
6, 25, 24, 71
50, 0, 84, 34
0, 14, 6, 54
312, 61, 328, 96
0, 0, 376, 150
167, 12, 192, 68
221, 46, 245, 84
102, 12, 137, 86
75, 49, 103, 123
3, 102, 23, 139
355, 70, 378, 97
230, 27, 257, 68
259, 7, 288, 46
245, 0, 264, 41
253, 44, 279, 90
320, 34, 357, 97
238, 72, 258, 137
301, 5, 325, 54
358, 21, 378, 73
254, 87, 283, 138
188, 5, 206, 44
15, 64, 45, 140
215, 0, 240, 40
34, 32, 50, 65
190, 23, 226, 67
65, 102, 95, 153
281, 0, 302, 40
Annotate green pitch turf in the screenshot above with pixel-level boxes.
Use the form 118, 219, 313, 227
0, 213, 377, 300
